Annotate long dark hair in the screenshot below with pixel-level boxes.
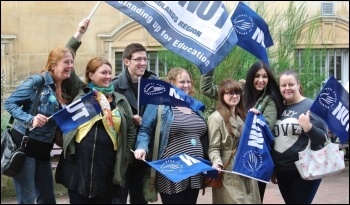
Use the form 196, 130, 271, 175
244, 61, 284, 116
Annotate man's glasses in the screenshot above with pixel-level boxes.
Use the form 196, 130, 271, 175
130, 58, 148, 63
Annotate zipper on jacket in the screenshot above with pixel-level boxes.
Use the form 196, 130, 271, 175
89, 125, 98, 198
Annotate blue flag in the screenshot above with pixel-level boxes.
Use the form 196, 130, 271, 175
52, 92, 101, 134
140, 78, 205, 112
105, 1, 237, 74
232, 112, 275, 183
145, 153, 217, 183
310, 76, 349, 144
230, 2, 273, 65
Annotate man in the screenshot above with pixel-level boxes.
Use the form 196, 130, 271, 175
111, 43, 158, 204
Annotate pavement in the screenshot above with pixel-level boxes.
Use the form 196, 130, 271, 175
1, 166, 348, 204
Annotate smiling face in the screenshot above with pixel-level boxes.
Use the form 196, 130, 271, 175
166, 68, 195, 96
85, 57, 113, 87
89, 64, 112, 88
46, 47, 74, 82
279, 74, 301, 105
174, 71, 192, 95
219, 79, 243, 110
254, 68, 268, 91
124, 51, 147, 79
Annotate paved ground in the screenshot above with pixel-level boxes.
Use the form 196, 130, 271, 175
2, 166, 348, 204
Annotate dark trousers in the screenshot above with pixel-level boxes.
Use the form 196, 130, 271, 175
68, 189, 112, 204
113, 160, 148, 204
159, 187, 199, 204
258, 181, 266, 202
275, 170, 322, 204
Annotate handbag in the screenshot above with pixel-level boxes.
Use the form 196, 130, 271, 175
203, 148, 236, 189
295, 137, 345, 180
143, 105, 163, 202
1, 75, 45, 177
1, 128, 28, 177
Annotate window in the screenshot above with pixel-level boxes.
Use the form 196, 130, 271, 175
114, 51, 168, 77
321, 2, 334, 16
295, 48, 349, 88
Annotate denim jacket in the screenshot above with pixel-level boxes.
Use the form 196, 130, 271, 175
5, 71, 62, 143
135, 104, 209, 160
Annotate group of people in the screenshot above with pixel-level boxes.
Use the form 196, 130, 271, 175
4, 17, 328, 204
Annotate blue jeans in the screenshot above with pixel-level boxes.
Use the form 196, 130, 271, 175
13, 156, 56, 204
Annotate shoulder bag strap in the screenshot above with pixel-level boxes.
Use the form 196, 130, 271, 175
222, 148, 237, 170
21, 75, 45, 146
150, 105, 164, 183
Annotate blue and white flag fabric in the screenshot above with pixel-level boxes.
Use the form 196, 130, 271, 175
105, 1, 238, 74
310, 76, 349, 144
230, 2, 273, 65
140, 78, 205, 112
145, 153, 218, 183
232, 111, 275, 183
52, 92, 101, 134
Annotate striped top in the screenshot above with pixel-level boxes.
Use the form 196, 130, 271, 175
156, 107, 207, 194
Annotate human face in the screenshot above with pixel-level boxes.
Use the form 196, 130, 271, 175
174, 71, 192, 95
52, 52, 74, 81
279, 74, 301, 105
223, 92, 241, 108
89, 64, 112, 88
124, 51, 147, 78
254, 68, 268, 91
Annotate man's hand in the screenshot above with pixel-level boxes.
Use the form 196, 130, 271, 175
133, 115, 142, 126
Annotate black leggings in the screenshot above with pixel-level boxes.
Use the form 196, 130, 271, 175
159, 187, 199, 204
275, 170, 322, 204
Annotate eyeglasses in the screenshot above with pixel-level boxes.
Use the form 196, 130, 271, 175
130, 58, 148, 63
224, 92, 241, 97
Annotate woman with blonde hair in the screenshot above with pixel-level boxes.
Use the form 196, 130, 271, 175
134, 67, 208, 204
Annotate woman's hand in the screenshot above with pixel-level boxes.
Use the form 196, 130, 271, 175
249, 108, 260, 115
134, 149, 146, 161
298, 110, 312, 132
32, 114, 49, 128
271, 172, 278, 184
212, 163, 223, 172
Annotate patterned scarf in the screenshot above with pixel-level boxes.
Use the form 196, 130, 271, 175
88, 82, 117, 138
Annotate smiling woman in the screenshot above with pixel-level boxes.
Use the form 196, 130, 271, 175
3, 46, 83, 204
55, 56, 137, 204
271, 69, 328, 204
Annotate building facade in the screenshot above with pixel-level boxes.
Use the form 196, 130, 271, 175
1, 1, 349, 91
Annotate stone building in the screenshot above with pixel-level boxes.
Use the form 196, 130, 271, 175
1, 1, 349, 91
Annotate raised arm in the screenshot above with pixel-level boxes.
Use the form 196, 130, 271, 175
66, 18, 90, 54
200, 69, 219, 100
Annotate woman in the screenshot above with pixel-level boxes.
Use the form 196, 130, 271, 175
134, 68, 208, 204
207, 78, 261, 204
271, 69, 328, 204
243, 61, 284, 202
56, 57, 137, 204
4, 47, 79, 204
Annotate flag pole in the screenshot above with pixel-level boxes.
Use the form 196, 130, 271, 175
137, 77, 141, 116
88, 1, 102, 20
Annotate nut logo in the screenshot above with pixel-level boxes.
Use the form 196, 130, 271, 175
232, 14, 254, 36
160, 159, 183, 176
318, 87, 337, 109
143, 82, 166, 96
